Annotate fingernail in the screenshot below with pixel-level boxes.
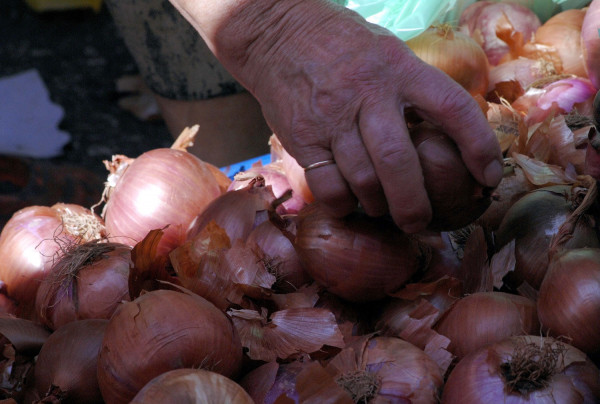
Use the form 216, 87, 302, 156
401, 220, 428, 234
483, 160, 503, 187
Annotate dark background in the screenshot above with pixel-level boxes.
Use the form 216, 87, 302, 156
0, 0, 174, 222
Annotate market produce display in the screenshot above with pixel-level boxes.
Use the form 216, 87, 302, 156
0, 1, 599, 402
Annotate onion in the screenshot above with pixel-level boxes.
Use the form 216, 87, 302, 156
130, 369, 254, 404
246, 219, 311, 293
186, 177, 275, 243
495, 182, 599, 290
582, 0, 600, 88
441, 335, 600, 403
0, 203, 104, 317
316, 335, 443, 403
97, 288, 243, 404
294, 202, 427, 302
475, 158, 537, 231
101, 128, 223, 258
534, 8, 587, 78
412, 122, 493, 231
487, 57, 557, 98
459, 1, 541, 65
34, 241, 132, 330
406, 25, 489, 97
538, 248, 600, 354
433, 291, 540, 360
34, 319, 107, 404
228, 161, 307, 214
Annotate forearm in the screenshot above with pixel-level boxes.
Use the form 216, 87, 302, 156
167, 0, 347, 93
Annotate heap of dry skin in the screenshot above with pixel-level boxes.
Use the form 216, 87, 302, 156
335, 370, 380, 404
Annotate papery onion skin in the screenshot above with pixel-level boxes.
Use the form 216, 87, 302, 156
538, 248, 600, 354
294, 202, 427, 302
34, 241, 132, 330
34, 319, 108, 404
0, 203, 104, 316
246, 219, 311, 293
495, 185, 599, 290
459, 1, 541, 65
441, 335, 600, 403
412, 123, 493, 231
130, 369, 254, 404
434, 291, 540, 360
406, 25, 489, 97
97, 289, 243, 404
103, 148, 222, 258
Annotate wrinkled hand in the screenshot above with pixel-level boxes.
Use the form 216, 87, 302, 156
175, 0, 504, 233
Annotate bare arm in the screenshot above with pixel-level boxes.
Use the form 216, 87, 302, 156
169, 0, 503, 233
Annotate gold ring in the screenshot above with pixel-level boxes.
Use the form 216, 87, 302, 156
303, 159, 336, 172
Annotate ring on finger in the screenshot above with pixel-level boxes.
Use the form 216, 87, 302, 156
303, 159, 336, 172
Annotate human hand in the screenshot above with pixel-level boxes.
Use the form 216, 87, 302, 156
171, 0, 504, 233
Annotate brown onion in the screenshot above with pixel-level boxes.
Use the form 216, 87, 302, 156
34, 241, 132, 330
442, 335, 600, 403
495, 184, 599, 290
101, 137, 222, 258
534, 9, 587, 77
412, 122, 493, 231
130, 369, 254, 404
294, 202, 427, 302
186, 177, 275, 243
320, 335, 443, 403
34, 319, 107, 404
434, 291, 540, 360
538, 248, 600, 354
97, 288, 243, 404
406, 25, 489, 97
246, 219, 311, 293
0, 203, 104, 317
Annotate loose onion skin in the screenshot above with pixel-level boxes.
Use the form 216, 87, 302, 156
97, 289, 243, 404
102, 148, 222, 258
442, 335, 600, 403
406, 25, 489, 97
34, 241, 132, 330
538, 248, 600, 354
412, 123, 493, 231
0, 203, 104, 316
495, 185, 599, 290
34, 319, 107, 404
130, 369, 254, 404
459, 1, 541, 65
434, 291, 540, 360
294, 202, 427, 302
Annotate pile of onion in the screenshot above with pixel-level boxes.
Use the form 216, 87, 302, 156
442, 335, 600, 403
96, 288, 243, 404
34, 240, 132, 330
406, 24, 489, 97
0, 203, 104, 318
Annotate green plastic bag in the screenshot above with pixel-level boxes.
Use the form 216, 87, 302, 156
333, 0, 592, 41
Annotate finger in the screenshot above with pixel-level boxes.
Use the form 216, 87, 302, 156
405, 64, 504, 188
302, 151, 358, 218
330, 129, 388, 217
359, 100, 432, 233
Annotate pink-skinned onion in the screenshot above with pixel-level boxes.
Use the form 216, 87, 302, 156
101, 127, 222, 258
